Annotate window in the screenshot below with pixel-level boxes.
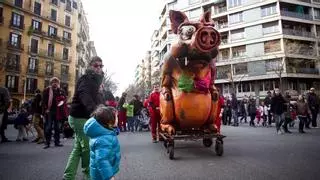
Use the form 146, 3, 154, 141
262, 21, 279, 34
0, 8, 3, 21
216, 65, 231, 79
242, 82, 251, 92
232, 45, 246, 58
229, 0, 243, 8
61, 0, 65, 2
65, 15, 71, 27
6, 75, 19, 92
72, 1, 78, 9
229, 12, 243, 24
48, 25, 57, 36
6, 54, 20, 71
26, 78, 37, 94
261, 4, 277, 17
51, 9, 57, 21
48, 43, 55, 57
233, 63, 248, 75
9, 33, 21, 47
51, 0, 58, 6
63, 48, 69, 60
14, 0, 23, 8
28, 57, 38, 73
63, 31, 71, 39
46, 62, 54, 75
61, 65, 69, 76
34, 2, 41, 15
32, 20, 42, 31
11, 12, 24, 28
264, 40, 281, 53
266, 58, 282, 72
66, 0, 72, 12
317, 25, 320, 37
189, 8, 202, 19
315, 9, 320, 19
30, 39, 38, 54
231, 29, 244, 41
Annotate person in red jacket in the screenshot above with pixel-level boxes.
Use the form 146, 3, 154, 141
215, 89, 224, 134
148, 84, 161, 143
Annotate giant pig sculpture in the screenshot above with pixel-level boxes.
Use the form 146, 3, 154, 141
160, 10, 221, 135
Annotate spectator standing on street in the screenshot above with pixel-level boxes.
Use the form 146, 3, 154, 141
271, 88, 287, 134
148, 84, 161, 143
63, 56, 105, 180
0, 87, 11, 143
117, 93, 127, 132
248, 97, 257, 127
239, 97, 248, 123
231, 93, 239, 126
296, 95, 310, 133
130, 95, 143, 131
264, 91, 273, 126
123, 102, 134, 132
307, 88, 319, 128
42, 77, 64, 148
84, 105, 121, 180
13, 108, 29, 141
31, 89, 44, 144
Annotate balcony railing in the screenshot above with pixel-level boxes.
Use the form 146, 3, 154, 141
7, 41, 24, 51
216, 22, 228, 29
10, 22, 25, 30
27, 68, 38, 74
28, 46, 38, 54
287, 67, 319, 74
282, 28, 315, 38
63, 56, 72, 62
297, 0, 311, 3
6, 64, 20, 72
38, 49, 63, 60
220, 39, 229, 45
280, 10, 313, 20
286, 47, 316, 56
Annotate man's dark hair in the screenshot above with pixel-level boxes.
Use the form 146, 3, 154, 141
89, 56, 103, 66
91, 105, 116, 129
35, 89, 41, 94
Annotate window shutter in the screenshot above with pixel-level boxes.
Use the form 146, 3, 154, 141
15, 76, 19, 92
39, 22, 42, 31
21, 15, 24, 28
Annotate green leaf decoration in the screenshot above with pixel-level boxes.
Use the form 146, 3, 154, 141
178, 74, 194, 92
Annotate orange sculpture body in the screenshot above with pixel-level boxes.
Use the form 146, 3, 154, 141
160, 10, 221, 135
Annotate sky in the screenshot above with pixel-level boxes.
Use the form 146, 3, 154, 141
81, 0, 163, 97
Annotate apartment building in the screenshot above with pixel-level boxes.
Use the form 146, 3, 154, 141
150, 0, 320, 98
134, 51, 152, 97
0, 0, 96, 108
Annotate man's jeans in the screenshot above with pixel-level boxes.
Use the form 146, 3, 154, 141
44, 111, 60, 145
232, 109, 238, 125
274, 113, 284, 131
311, 110, 318, 127
127, 117, 135, 132
64, 116, 90, 180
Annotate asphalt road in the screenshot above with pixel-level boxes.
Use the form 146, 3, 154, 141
0, 124, 320, 180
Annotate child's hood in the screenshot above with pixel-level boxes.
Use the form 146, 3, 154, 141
84, 117, 115, 138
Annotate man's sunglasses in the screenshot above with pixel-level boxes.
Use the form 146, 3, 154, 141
93, 64, 104, 68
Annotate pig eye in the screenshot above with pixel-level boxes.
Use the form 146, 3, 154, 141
179, 25, 196, 40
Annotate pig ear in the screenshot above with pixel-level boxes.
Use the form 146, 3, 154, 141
200, 10, 214, 25
169, 10, 189, 34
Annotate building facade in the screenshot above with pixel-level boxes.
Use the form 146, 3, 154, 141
150, 0, 320, 99
134, 51, 152, 97
0, 0, 96, 107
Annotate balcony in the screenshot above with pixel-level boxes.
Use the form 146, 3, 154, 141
7, 41, 24, 51
9, 22, 25, 30
280, 10, 313, 20
27, 68, 38, 75
5, 64, 20, 72
215, 22, 228, 30
63, 56, 72, 62
287, 67, 319, 74
28, 46, 38, 55
76, 42, 85, 51
62, 37, 72, 45
297, 0, 311, 2
65, 5, 72, 12
213, 6, 227, 15
38, 49, 63, 60
314, 0, 320, 3
282, 28, 315, 38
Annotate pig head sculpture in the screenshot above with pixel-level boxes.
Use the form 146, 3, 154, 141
160, 10, 221, 135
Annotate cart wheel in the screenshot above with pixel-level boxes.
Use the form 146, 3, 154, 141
203, 138, 213, 147
168, 145, 174, 160
215, 140, 223, 156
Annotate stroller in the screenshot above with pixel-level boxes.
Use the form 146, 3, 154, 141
137, 108, 150, 131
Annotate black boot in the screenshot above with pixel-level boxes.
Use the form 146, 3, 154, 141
299, 118, 306, 133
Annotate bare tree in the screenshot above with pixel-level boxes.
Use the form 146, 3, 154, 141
102, 70, 118, 94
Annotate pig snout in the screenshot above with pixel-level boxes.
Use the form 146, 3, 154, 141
192, 27, 220, 53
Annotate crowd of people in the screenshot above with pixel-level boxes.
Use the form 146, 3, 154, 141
1, 55, 320, 179
220, 87, 319, 134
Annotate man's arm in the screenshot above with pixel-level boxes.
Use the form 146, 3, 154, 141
78, 80, 98, 114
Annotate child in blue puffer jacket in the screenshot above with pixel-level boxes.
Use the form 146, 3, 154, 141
84, 105, 121, 180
